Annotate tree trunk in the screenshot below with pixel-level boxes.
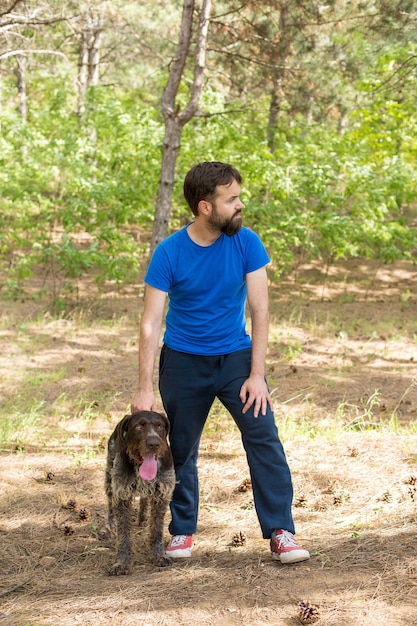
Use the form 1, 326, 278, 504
149, 0, 212, 256
151, 119, 183, 249
16, 54, 26, 121
77, 30, 89, 118
266, 3, 288, 155
87, 12, 103, 87
76, 10, 103, 119
267, 76, 281, 154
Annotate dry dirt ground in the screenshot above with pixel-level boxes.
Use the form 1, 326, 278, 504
1, 259, 417, 626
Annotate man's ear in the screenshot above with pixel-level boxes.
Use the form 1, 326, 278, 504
197, 199, 211, 216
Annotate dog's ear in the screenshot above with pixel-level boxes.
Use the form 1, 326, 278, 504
114, 414, 132, 450
160, 412, 170, 437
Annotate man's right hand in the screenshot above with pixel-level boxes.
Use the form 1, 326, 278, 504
131, 390, 157, 413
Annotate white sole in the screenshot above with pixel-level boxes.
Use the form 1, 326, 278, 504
271, 550, 310, 564
166, 549, 192, 558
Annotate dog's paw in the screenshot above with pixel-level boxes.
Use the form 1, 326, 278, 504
98, 528, 111, 541
109, 561, 131, 576
153, 554, 174, 567
99, 522, 116, 541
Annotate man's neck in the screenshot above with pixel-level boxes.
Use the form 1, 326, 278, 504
187, 220, 221, 247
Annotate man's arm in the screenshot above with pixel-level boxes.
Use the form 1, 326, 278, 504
131, 285, 167, 413
239, 266, 274, 418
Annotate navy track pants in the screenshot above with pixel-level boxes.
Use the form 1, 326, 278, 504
158, 345, 295, 539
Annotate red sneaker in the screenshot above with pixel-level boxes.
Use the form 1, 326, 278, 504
166, 535, 193, 558
270, 530, 310, 564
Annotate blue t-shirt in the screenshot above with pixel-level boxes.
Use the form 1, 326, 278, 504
144, 225, 270, 355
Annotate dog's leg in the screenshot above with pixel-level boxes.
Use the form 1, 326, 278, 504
109, 497, 133, 575
149, 496, 173, 567
102, 444, 116, 540
137, 496, 149, 528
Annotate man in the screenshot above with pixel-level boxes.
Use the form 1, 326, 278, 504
131, 161, 310, 564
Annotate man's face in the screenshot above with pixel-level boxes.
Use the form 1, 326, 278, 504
207, 179, 245, 236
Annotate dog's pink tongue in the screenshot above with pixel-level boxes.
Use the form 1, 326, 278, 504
139, 455, 157, 481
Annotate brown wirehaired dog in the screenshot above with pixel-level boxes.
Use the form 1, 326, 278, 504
105, 410, 175, 575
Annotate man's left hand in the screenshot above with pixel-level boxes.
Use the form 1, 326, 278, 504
239, 375, 273, 418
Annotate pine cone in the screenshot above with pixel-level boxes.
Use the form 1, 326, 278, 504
237, 478, 252, 492
231, 531, 246, 547
294, 494, 308, 508
378, 491, 392, 503
64, 499, 77, 511
332, 488, 350, 506
79, 506, 91, 521
298, 601, 320, 624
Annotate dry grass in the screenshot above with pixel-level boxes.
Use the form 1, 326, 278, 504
1, 259, 417, 626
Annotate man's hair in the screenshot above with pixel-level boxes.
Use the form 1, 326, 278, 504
183, 161, 242, 216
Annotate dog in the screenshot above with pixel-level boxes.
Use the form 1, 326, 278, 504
104, 410, 175, 574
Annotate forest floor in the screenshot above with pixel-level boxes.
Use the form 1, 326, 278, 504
1, 258, 417, 626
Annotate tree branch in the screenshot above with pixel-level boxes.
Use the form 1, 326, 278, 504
181, 0, 212, 123
372, 54, 417, 92
0, 0, 23, 18
0, 14, 70, 29
161, 0, 194, 118
0, 48, 68, 61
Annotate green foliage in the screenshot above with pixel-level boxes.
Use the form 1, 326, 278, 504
0, 83, 164, 301
177, 87, 417, 275
1, 37, 417, 299
0, 399, 45, 447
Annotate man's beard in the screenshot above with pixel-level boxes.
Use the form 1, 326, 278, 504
208, 206, 242, 237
